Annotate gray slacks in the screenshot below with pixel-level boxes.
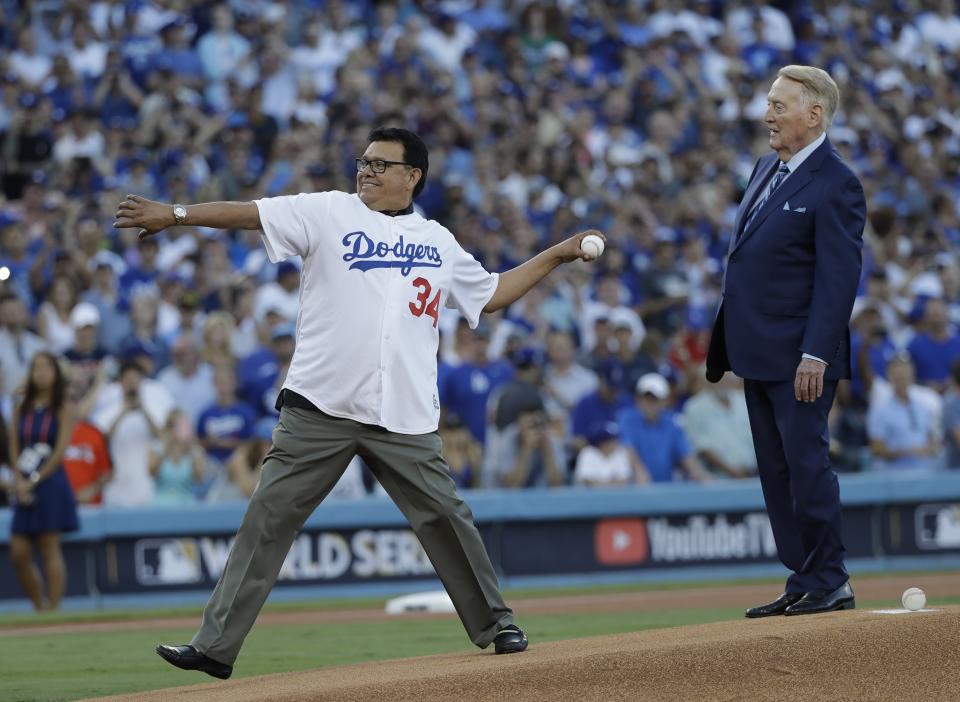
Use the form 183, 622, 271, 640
191, 405, 513, 665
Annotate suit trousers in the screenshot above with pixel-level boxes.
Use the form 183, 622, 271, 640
742, 379, 848, 594
191, 405, 514, 665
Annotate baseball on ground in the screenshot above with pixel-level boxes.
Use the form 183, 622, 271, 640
580, 234, 604, 260
901, 587, 926, 611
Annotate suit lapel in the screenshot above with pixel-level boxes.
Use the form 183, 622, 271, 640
732, 137, 833, 254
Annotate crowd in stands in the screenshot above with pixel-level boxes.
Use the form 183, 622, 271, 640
1, 0, 959, 509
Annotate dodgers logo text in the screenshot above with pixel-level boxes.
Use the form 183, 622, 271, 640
342, 231, 442, 276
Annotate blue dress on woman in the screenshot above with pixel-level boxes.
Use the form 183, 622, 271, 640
11, 406, 79, 535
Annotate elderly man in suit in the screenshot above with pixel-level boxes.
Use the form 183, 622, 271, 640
706, 65, 866, 617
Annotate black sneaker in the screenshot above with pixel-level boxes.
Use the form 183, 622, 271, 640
493, 624, 529, 654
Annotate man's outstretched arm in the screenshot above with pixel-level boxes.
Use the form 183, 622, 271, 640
483, 229, 604, 313
114, 195, 262, 239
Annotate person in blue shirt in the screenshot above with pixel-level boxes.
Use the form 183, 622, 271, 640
850, 305, 897, 405
120, 294, 170, 377
197, 365, 256, 465
907, 298, 960, 392
570, 358, 632, 452
153, 22, 204, 85
236, 321, 295, 414
439, 323, 512, 444
866, 354, 939, 471
616, 373, 711, 483
119, 237, 162, 303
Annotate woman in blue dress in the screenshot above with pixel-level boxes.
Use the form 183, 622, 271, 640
9, 351, 79, 611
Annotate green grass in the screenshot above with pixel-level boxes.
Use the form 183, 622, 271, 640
0, 595, 384, 628
0, 605, 745, 702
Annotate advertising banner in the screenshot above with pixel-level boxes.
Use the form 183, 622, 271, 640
1, 495, 959, 601
499, 507, 877, 577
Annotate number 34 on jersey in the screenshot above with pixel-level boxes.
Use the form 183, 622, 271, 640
409, 277, 441, 328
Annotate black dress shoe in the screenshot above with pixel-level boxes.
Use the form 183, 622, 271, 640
784, 582, 855, 616
156, 644, 233, 679
494, 625, 528, 654
745, 592, 805, 618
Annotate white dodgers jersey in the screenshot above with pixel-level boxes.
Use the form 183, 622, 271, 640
255, 191, 498, 434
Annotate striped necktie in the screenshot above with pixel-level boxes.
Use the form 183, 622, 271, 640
740, 163, 790, 239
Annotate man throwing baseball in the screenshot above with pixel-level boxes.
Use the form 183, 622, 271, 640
114, 127, 604, 679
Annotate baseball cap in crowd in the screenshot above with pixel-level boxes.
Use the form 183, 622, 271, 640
588, 421, 621, 446
636, 372, 669, 399
162, 270, 192, 288
122, 340, 157, 367
70, 302, 101, 329
276, 260, 300, 279
543, 41, 570, 61
934, 252, 957, 269
511, 346, 544, 369
226, 112, 249, 129
0, 211, 21, 229
271, 323, 296, 342
609, 309, 634, 331
89, 250, 127, 276
596, 358, 626, 389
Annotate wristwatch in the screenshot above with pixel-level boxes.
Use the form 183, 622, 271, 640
173, 204, 188, 226
29, 470, 41, 486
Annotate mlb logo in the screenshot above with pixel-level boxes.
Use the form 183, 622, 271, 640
595, 518, 648, 566
915, 504, 960, 550
135, 538, 203, 585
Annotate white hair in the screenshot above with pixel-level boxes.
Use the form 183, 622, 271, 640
777, 65, 840, 130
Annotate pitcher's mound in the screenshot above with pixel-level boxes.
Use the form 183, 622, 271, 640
89, 606, 959, 702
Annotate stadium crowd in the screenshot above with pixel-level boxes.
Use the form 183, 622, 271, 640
1, 0, 959, 509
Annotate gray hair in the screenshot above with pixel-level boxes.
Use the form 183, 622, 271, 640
776, 65, 840, 130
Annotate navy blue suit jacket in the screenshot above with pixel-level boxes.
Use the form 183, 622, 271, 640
706, 137, 865, 382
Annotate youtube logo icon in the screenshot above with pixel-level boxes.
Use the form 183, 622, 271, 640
595, 518, 648, 566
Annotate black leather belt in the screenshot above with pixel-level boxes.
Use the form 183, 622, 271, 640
275, 388, 321, 413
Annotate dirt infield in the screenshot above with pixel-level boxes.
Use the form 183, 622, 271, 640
84, 605, 959, 702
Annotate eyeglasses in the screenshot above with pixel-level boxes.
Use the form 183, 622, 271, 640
355, 158, 413, 174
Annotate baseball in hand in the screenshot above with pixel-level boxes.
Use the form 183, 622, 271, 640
901, 587, 926, 611
580, 234, 604, 260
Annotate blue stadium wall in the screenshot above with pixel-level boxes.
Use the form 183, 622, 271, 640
1, 473, 959, 612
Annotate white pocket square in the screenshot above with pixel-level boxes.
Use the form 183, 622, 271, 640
783, 201, 806, 213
